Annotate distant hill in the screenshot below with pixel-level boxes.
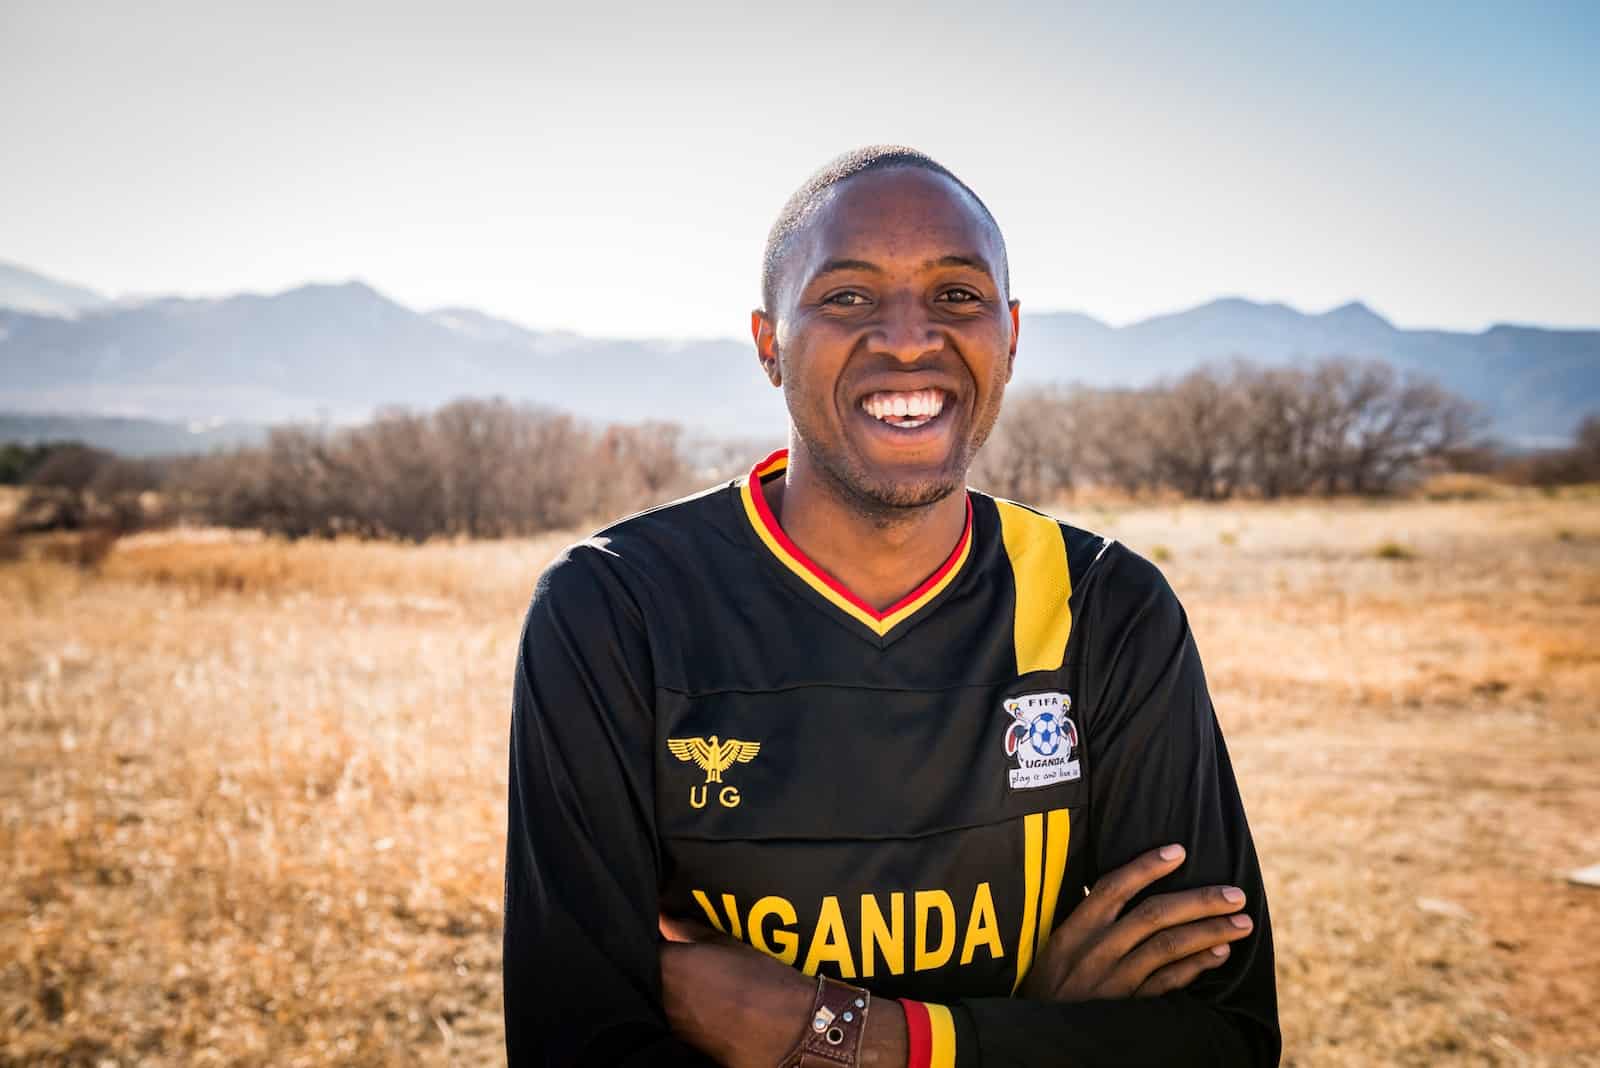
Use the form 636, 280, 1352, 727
0, 412, 269, 457
0, 261, 108, 318
0, 278, 786, 439
1, 264, 1595, 448
1015, 298, 1600, 444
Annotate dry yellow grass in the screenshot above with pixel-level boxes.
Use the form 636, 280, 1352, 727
4, 497, 1599, 1066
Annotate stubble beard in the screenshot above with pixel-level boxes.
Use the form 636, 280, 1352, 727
791, 380, 1007, 526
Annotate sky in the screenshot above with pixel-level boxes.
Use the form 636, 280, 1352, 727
2, 1, 1596, 340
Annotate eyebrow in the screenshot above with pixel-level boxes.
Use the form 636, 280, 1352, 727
809, 254, 997, 280
813, 258, 883, 276
930, 254, 993, 274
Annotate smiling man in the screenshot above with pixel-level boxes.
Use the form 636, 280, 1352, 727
504, 147, 1279, 1067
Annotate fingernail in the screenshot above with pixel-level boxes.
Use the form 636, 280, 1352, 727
1222, 887, 1245, 904
1210, 944, 1231, 958
1230, 914, 1253, 929
1159, 844, 1185, 861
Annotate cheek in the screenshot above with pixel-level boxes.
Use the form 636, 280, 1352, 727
784, 338, 850, 402
961, 323, 1014, 391
778, 355, 838, 425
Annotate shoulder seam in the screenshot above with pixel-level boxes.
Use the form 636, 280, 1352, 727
588, 477, 739, 538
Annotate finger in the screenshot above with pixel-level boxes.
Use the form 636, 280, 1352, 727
1075, 844, 1189, 928
1104, 913, 1255, 996
1036, 845, 1191, 974
1133, 943, 1235, 998
1089, 883, 1247, 967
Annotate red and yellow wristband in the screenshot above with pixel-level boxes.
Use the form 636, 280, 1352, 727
899, 999, 957, 1068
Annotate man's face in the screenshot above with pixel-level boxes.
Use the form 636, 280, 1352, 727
754, 167, 1020, 513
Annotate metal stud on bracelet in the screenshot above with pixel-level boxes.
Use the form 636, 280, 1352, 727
777, 975, 872, 1067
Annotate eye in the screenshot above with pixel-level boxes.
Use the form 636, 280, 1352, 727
938, 287, 982, 303
823, 291, 869, 307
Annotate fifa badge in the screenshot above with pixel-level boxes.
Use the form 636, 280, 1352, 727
1001, 692, 1081, 789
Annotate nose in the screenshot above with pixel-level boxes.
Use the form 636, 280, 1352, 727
865, 294, 942, 366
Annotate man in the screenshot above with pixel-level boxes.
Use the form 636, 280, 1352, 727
504, 146, 1279, 1067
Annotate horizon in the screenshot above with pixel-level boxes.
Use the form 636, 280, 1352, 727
2, 3, 1597, 340
6, 257, 1596, 344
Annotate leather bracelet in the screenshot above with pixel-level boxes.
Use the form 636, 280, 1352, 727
776, 974, 872, 1068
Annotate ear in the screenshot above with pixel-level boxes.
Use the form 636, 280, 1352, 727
751, 310, 781, 387
1006, 299, 1021, 383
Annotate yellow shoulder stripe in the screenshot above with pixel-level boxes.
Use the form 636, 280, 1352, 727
995, 499, 1073, 674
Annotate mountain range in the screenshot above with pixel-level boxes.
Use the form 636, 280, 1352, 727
2, 260, 1595, 453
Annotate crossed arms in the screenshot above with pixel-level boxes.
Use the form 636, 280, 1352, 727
503, 547, 1280, 1067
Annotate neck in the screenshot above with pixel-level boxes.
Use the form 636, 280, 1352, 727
764, 447, 968, 614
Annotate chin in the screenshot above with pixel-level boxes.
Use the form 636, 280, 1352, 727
849, 466, 965, 512
796, 419, 974, 516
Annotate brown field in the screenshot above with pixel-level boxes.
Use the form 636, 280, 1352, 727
4, 492, 1599, 1066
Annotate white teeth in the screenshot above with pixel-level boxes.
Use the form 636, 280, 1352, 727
860, 389, 947, 425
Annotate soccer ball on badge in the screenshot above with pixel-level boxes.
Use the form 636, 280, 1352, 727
1028, 712, 1063, 756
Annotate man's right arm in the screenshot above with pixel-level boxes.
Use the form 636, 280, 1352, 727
503, 544, 717, 1068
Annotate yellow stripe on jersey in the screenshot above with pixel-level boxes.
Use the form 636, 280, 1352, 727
995, 499, 1073, 673
1012, 808, 1072, 992
1035, 809, 1071, 964
926, 1002, 957, 1068
1012, 811, 1044, 992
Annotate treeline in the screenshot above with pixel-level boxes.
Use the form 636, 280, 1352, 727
973, 357, 1499, 502
2, 441, 168, 531
1500, 414, 1600, 487
174, 401, 704, 539
7, 400, 749, 541
6, 359, 1599, 545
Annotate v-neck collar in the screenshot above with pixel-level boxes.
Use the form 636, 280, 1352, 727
737, 449, 974, 639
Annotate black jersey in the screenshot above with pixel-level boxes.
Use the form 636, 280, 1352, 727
504, 450, 1279, 1067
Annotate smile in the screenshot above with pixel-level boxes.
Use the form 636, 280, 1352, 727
859, 389, 948, 430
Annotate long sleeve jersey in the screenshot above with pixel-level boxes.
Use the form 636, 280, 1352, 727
503, 449, 1280, 1067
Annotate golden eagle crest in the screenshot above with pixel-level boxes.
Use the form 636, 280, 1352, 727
666, 735, 761, 784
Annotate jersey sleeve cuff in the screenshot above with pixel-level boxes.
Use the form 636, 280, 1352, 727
898, 999, 975, 1068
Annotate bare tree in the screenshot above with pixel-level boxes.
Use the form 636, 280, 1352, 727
1146, 366, 1251, 500
1507, 411, 1600, 486
1304, 359, 1482, 494
24, 444, 118, 494
1236, 364, 1319, 498
970, 387, 1077, 501
1577, 413, 1600, 459
594, 422, 692, 517
433, 398, 522, 537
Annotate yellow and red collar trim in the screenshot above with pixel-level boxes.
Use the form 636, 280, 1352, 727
739, 449, 973, 638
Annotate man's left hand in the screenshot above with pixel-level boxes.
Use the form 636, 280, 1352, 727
660, 940, 813, 1068
660, 919, 909, 1068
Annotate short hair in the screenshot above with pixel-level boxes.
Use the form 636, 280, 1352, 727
759, 145, 1010, 315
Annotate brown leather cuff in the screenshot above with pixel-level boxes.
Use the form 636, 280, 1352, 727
776, 975, 872, 1068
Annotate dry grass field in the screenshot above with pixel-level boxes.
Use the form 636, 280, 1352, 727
4, 490, 1599, 1066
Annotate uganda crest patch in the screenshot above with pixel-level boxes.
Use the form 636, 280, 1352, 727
1002, 691, 1081, 790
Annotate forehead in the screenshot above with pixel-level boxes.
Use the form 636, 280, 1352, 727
787, 167, 1004, 286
